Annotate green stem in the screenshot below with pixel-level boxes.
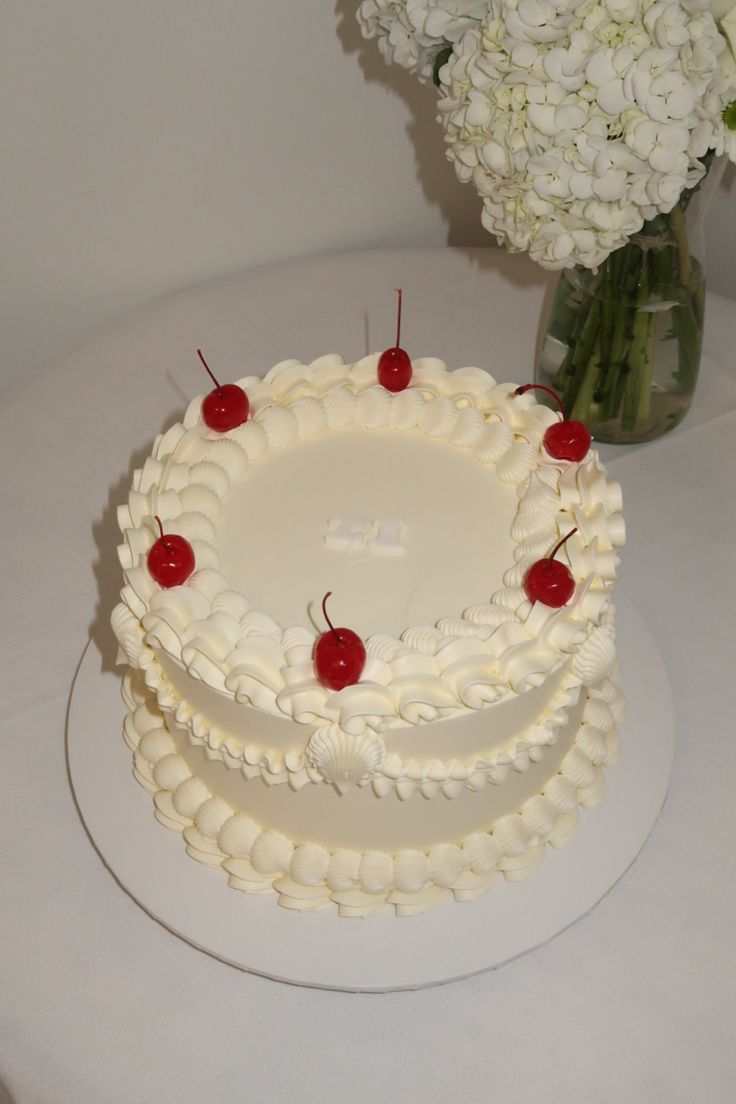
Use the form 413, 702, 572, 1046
539, 166, 710, 441
551, 274, 593, 394
599, 257, 615, 359
672, 287, 703, 391
569, 346, 600, 423
561, 295, 601, 418
547, 272, 583, 353
599, 242, 643, 422
666, 206, 704, 392
669, 205, 692, 290
622, 256, 655, 432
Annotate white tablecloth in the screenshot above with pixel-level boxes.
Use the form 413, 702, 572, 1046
2, 248, 735, 1104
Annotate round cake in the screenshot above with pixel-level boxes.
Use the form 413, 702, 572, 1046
112, 353, 625, 917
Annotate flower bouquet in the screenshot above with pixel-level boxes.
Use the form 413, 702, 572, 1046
358, 0, 736, 441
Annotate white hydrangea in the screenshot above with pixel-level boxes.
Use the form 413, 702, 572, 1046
709, 2, 736, 157
436, 0, 735, 268
357, 0, 489, 79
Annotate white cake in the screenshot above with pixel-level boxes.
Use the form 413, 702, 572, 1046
112, 353, 625, 917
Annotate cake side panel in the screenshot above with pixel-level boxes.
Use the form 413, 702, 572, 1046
154, 648, 580, 782
123, 668, 623, 917
164, 702, 587, 852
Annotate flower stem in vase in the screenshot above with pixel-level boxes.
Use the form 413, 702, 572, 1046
672, 291, 703, 394
667, 205, 704, 395
599, 249, 637, 422
548, 284, 587, 395
598, 256, 616, 366
569, 347, 600, 424
561, 294, 601, 418
622, 255, 655, 431
537, 159, 709, 443
669, 204, 692, 289
546, 272, 583, 353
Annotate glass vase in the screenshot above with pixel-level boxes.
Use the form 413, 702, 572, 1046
535, 158, 724, 444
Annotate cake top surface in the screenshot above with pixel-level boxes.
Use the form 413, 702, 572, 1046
113, 354, 624, 734
215, 412, 519, 638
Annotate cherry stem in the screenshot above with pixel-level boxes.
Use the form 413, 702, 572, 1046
549, 527, 577, 562
153, 518, 171, 549
394, 288, 403, 349
321, 591, 342, 646
197, 348, 221, 390
515, 383, 567, 419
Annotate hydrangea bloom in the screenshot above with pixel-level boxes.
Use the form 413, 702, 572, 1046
435, 0, 735, 268
709, 2, 736, 158
357, 0, 488, 79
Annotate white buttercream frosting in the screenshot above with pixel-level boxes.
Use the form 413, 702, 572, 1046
112, 353, 627, 916
113, 356, 624, 781
123, 668, 623, 917
305, 725, 387, 793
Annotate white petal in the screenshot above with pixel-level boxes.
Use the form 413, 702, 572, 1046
555, 101, 588, 129
569, 171, 594, 199
626, 119, 658, 157
527, 103, 558, 136
666, 85, 697, 118
543, 47, 565, 82
597, 79, 631, 116
518, 0, 555, 29
466, 92, 491, 127
646, 94, 670, 124
512, 42, 539, 69
586, 51, 616, 88
649, 144, 680, 173
592, 169, 627, 200
481, 140, 509, 174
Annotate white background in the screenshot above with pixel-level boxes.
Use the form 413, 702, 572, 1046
2, 0, 734, 395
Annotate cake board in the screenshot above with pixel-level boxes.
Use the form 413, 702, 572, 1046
67, 592, 674, 992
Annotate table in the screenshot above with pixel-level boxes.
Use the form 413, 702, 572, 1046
2, 248, 734, 1104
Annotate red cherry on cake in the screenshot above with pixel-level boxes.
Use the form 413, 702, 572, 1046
543, 419, 591, 462
198, 348, 249, 432
515, 384, 591, 462
378, 288, 413, 393
147, 516, 195, 588
378, 346, 412, 392
314, 591, 366, 691
524, 528, 578, 608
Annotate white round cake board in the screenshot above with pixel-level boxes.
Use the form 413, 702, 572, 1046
67, 592, 673, 992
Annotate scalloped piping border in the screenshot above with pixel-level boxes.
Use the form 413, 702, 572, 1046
135, 643, 603, 798
118, 599, 619, 796
122, 669, 624, 918
113, 356, 624, 734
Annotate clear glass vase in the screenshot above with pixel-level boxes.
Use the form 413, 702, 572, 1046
535, 158, 724, 444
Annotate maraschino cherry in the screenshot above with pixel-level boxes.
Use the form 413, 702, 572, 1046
515, 384, 591, 462
524, 528, 578, 608
147, 516, 195, 588
378, 288, 413, 393
314, 591, 366, 691
198, 348, 249, 432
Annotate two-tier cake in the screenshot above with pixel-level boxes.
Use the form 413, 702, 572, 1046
112, 352, 624, 916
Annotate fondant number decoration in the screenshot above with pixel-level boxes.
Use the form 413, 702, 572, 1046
325, 516, 406, 555
367, 517, 404, 554
324, 515, 366, 550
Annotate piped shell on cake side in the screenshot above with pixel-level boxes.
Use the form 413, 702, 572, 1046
305, 725, 386, 793
573, 624, 616, 685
